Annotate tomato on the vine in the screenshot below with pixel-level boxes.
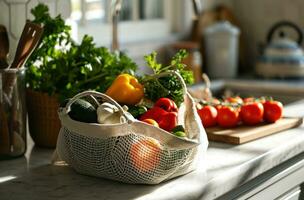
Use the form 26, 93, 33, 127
243, 97, 255, 103
215, 104, 222, 112
211, 98, 221, 105
217, 106, 240, 128
263, 100, 283, 123
240, 102, 264, 125
197, 105, 218, 128
225, 96, 243, 104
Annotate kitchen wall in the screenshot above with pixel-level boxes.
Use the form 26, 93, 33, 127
226, 0, 304, 73
0, 0, 192, 70
202, 0, 233, 10
3, 0, 303, 76
0, 0, 70, 60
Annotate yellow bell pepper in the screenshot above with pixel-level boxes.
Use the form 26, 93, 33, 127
106, 74, 144, 105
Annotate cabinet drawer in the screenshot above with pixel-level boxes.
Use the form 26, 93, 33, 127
246, 162, 304, 200
277, 186, 301, 200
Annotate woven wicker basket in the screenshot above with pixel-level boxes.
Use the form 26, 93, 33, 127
26, 89, 61, 148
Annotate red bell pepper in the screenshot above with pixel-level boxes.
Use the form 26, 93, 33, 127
140, 107, 167, 122
140, 98, 178, 132
154, 98, 178, 112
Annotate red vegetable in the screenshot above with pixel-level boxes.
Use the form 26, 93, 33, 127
263, 100, 283, 123
154, 98, 178, 112
197, 105, 218, 128
142, 119, 159, 127
225, 96, 243, 104
140, 98, 178, 132
217, 106, 240, 128
243, 97, 255, 103
140, 107, 167, 121
130, 138, 161, 172
157, 112, 178, 132
240, 102, 264, 125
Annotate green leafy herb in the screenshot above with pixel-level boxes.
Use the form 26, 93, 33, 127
26, 4, 137, 102
141, 50, 194, 106
127, 105, 147, 118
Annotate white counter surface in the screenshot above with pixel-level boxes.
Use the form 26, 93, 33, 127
0, 101, 303, 200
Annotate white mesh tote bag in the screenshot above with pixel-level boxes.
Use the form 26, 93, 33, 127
56, 71, 208, 184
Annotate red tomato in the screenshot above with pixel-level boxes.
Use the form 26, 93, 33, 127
217, 106, 240, 128
130, 138, 161, 172
197, 105, 218, 128
240, 102, 264, 125
225, 96, 243, 104
243, 97, 255, 103
211, 98, 221, 105
215, 104, 222, 112
258, 98, 266, 104
263, 100, 283, 123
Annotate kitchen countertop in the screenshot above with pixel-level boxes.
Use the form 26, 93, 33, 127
0, 101, 304, 200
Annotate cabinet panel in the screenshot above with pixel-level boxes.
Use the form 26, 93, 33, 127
277, 186, 301, 200
246, 164, 304, 200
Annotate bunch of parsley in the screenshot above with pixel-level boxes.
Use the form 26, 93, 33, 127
25, 4, 137, 102
141, 50, 194, 106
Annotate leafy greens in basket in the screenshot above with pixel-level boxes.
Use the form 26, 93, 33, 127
25, 4, 137, 102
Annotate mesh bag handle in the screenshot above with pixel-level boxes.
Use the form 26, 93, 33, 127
62, 90, 134, 123
58, 70, 202, 143
151, 70, 187, 95
63, 70, 187, 116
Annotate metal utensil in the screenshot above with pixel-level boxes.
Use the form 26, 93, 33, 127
111, 0, 122, 52
0, 25, 9, 69
192, 0, 202, 17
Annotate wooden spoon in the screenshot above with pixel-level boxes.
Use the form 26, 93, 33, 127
0, 102, 10, 155
10, 21, 43, 70
190, 0, 203, 42
3, 21, 43, 98
3, 22, 43, 154
0, 25, 9, 69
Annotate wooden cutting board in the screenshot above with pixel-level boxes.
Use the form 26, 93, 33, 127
206, 117, 303, 144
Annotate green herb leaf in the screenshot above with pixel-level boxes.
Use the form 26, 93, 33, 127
142, 50, 194, 106
25, 3, 137, 103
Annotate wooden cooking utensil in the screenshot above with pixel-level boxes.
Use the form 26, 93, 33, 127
3, 21, 43, 97
10, 21, 43, 70
0, 102, 10, 155
0, 25, 9, 69
190, 0, 203, 42
2, 21, 43, 153
0, 25, 10, 155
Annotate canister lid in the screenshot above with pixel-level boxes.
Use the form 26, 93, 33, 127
204, 21, 240, 35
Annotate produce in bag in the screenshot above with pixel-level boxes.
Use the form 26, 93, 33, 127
55, 70, 207, 184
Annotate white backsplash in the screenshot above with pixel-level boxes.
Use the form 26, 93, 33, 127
203, 0, 304, 72
230, 0, 304, 71
0, 0, 71, 61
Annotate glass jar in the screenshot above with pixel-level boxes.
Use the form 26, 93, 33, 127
0, 68, 26, 159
